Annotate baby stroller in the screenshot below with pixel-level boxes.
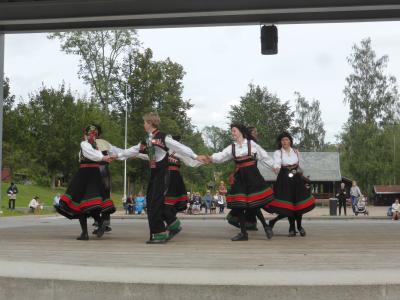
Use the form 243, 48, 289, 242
354, 196, 369, 216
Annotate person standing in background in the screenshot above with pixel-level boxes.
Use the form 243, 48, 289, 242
336, 183, 347, 216
7, 182, 18, 210
350, 181, 362, 214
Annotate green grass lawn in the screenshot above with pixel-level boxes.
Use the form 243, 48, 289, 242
0, 182, 124, 215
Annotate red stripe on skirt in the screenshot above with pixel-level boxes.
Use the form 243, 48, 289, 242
100, 200, 115, 208
60, 195, 103, 212
165, 195, 189, 204
226, 187, 273, 203
267, 196, 316, 211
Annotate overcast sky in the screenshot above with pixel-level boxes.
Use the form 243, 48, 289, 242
4, 21, 400, 142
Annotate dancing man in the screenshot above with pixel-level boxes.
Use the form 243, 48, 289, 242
116, 112, 203, 244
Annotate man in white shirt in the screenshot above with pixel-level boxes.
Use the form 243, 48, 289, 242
116, 112, 205, 244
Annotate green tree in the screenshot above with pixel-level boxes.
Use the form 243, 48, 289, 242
119, 48, 203, 192
339, 38, 400, 194
344, 38, 399, 126
228, 83, 293, 150
3, 77, 15, 111
201, 126, 231, 152
3, 84, 124, 188
292, 92, 325, 151
48, 30, 140, 111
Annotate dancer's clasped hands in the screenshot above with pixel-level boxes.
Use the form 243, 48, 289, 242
196, 155, 212, 164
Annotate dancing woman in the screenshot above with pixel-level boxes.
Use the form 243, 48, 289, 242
266, 132, 316, 236
208, 124, 275, 241
56, 125, 116, 240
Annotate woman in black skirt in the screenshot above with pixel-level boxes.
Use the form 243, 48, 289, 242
265, 132, 315, 236
56, 125, 115, 240
163, 136, 202, 240
208, 124, 275, 241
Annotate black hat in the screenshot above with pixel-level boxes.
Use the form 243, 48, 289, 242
230, 123, 250, 139
276, 131, 293, 149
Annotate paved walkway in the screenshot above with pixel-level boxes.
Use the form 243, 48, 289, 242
1, 215, 399, 299
114, 205, 389, 219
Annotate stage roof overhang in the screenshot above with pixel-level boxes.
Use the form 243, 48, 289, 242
0, 0, 400, 33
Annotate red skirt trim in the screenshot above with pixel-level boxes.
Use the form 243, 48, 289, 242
226, 187, 273, 203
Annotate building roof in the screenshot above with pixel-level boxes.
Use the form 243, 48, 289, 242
373, 185, 400, 194
259, 151, 342, 182
1, 0, 400, 33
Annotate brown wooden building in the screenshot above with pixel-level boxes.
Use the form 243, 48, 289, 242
260, 152, 351, 200
373, 185, 400, 206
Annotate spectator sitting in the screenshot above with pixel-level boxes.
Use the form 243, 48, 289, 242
392, 198, 400, 221
29, 196, 42, 214
126, 194, 135, 215
135, 192, 145, 215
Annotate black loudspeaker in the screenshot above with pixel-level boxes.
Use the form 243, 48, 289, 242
261, 25, 278, 55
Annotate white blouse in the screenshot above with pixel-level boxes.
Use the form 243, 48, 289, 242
273, 148, 301, 169
117, 134, 198, 162
211, 139, 274, 169
134, 151, 202, 167
80, 141, 104, 162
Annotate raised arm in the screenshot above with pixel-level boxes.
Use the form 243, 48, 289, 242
210, 145, 233, 164
116, 142, 142, 160
174, 152, 203, 167
165, 136, 198, 160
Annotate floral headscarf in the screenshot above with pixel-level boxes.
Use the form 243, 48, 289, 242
85, 124, 99, 149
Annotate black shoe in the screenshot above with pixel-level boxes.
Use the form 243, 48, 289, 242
231, 232, 248, 241
105, 226, 112, 232
92, 229, 98, 235
264, 225, 273, 239
298, 227, 306, 237
167, 226, 182, 241
96, 222, 105, 238
288, 230, 296, 237
77, 233, 89, 241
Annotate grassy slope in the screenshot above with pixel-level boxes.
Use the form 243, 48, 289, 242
1, 183, 124, 211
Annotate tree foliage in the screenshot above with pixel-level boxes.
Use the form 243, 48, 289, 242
48, 30, 140, 111
339, 38, 400, 194
292, 92, 325, 151
228, 83, 293, 150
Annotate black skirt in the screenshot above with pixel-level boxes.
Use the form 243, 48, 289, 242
56, 164, 116, 219
265, 168, 315, 217
164, 168, 188, 212
226, 162, 274, 210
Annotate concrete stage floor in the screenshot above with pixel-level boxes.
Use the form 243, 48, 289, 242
1, 216, 400, 299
